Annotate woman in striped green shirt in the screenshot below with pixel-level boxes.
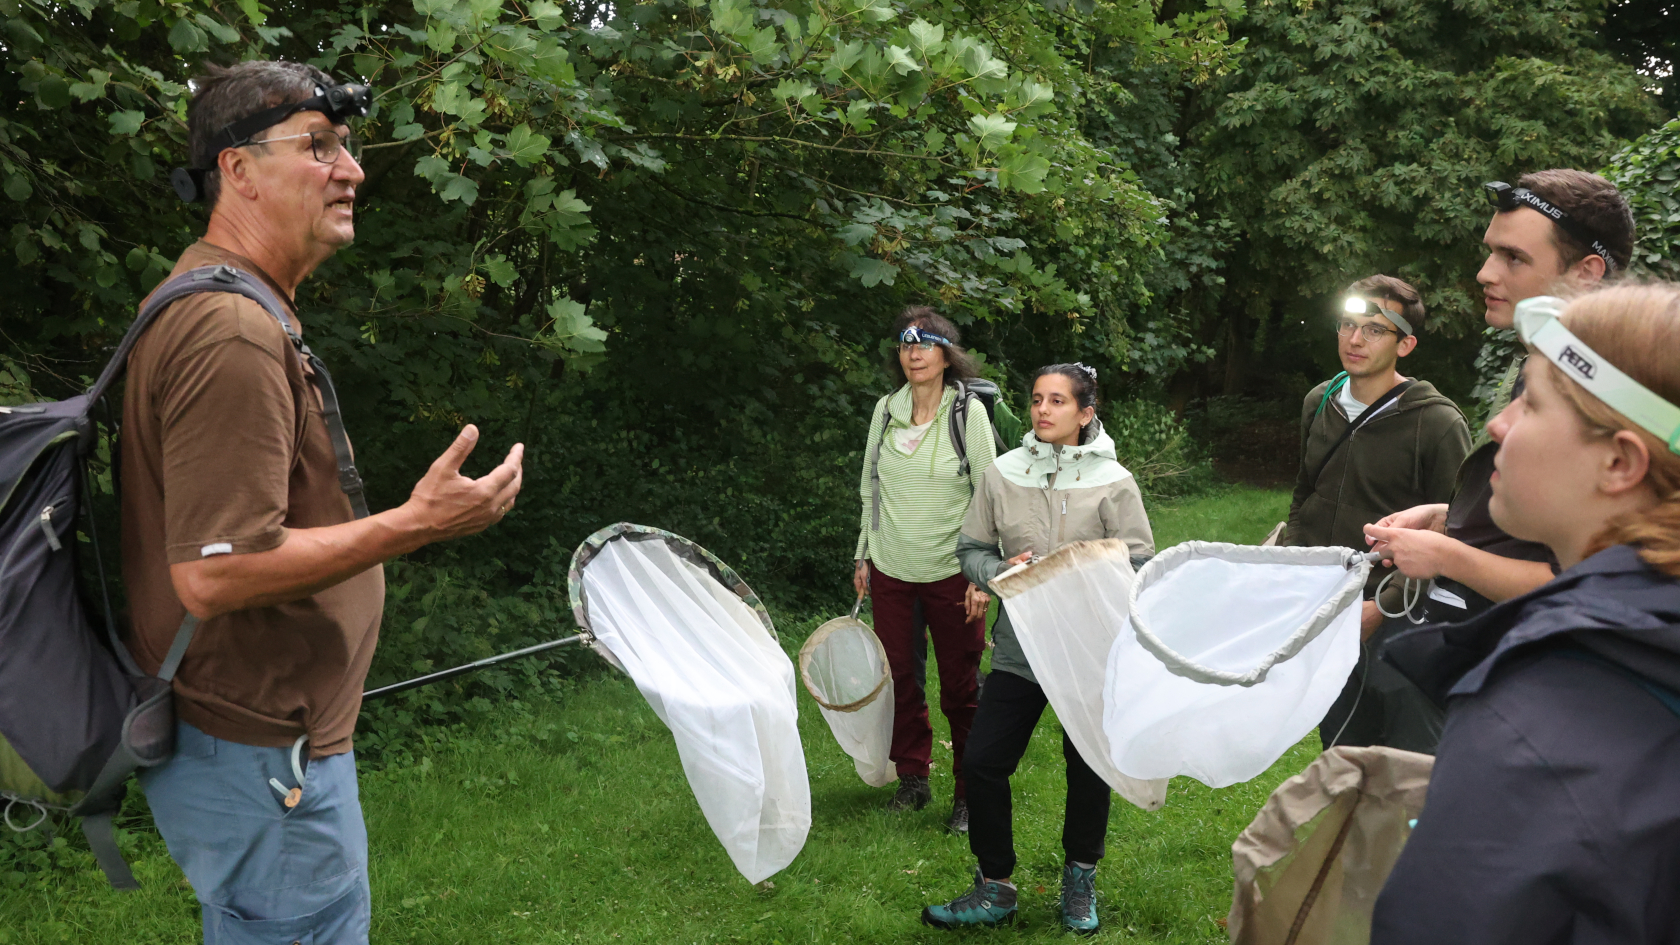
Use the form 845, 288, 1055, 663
853, 307, 998, 831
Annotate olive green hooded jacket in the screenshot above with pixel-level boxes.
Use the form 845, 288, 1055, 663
1284, 377, 1471, 592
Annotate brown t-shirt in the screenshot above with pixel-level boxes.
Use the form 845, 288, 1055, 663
120, 240, 384, 757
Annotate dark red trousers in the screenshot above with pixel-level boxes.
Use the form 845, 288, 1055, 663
869, 564, 985, 797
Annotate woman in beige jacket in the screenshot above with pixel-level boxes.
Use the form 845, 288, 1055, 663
922, 363, 1154, 935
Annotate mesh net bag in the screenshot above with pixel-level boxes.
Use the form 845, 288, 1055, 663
989, 540, 1170, 811
797, 604, 895, 787
569, 523, 809, 883
1103, 541, 1369, 787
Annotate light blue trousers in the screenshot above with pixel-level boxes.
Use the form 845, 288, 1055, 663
139, 721, 370, 945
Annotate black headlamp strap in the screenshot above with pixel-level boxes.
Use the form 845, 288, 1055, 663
1490, 183, 1618, 274
172, 80, 371, 203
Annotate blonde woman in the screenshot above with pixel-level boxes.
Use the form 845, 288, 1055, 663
1370, 286, 1680, 942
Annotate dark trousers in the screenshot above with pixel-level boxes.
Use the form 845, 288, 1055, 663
964, 670, 1109, 880
1319, 617, 1445, 754
869, 564, 984, 796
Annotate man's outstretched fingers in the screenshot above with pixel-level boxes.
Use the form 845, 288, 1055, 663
481, 444, 525, 494
430, 424, 481, 477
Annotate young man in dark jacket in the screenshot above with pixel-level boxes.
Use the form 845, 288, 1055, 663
1364, 171, 1634, 615
1285, 274, 1471, 752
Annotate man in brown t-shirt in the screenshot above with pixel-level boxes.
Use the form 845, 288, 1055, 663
126, 61, 522, 944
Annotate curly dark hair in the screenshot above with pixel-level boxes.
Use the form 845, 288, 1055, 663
885, 306, 982, 387
1032, 362, 1101, 441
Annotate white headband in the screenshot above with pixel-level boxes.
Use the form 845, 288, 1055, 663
1516, 296, 1680, 455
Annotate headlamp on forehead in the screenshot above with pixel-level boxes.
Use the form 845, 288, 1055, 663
899, 326, 951, 348
171, 79, 375, 203
1341, 296, 1413, 336
1515, 296, 1680, 454
1483, 181, 1618, 275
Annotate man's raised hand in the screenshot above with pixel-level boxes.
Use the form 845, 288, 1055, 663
406, 424, 524, 542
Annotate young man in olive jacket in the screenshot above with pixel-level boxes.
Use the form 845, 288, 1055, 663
1284, 274, 1471, 752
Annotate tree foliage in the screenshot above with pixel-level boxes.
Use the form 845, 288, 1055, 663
1161, 0, 1661, 401
1607, 115, 1680, 279
1, 0, 1244, 731
0, 0, 1666, 738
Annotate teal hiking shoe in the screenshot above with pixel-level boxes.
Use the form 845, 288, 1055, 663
921, 868, 1018, 929
1060, 862, 1099, 935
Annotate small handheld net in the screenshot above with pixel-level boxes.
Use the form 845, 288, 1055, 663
989, 541, 1170, 810
569, 523, 809, 884
797, 600, 895, 787
1104, 541, 1368, 787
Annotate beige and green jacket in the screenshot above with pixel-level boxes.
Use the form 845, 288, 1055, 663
957, 421, 1154, 684
855, 383, 998, 583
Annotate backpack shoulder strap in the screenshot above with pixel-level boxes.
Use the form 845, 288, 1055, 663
1305, 379, 1416, 489
949, 381, 973, 479
868, 396, 893, 531
89, 265, 368, 519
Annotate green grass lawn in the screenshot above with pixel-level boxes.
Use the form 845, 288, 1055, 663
0, 487, 1298, 945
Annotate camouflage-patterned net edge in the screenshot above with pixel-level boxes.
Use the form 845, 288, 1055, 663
568, 523, 777, 671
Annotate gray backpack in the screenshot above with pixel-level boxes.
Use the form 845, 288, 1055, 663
0, 265, 365, 888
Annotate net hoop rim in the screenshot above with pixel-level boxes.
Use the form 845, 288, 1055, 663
797, 616, 890, 712
1127, 541, 1369, 687
567, 522, 777, 672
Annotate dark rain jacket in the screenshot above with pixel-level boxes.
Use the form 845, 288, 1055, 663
1285, 378, 1470, 593
1371, 544, 1680, 944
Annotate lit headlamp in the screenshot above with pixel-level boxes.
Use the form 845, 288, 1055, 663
899, 326, 951, 347
1342, 296, 1413, 336
171, 79, 375, 203
1516, 296, 1680, 454
1483, 181, 1618, 274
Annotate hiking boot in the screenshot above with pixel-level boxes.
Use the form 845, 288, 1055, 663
921, 867, 1018, 929
946, 798, 969, 834
888, 775, 931, 812
1060, 861, 1100, 935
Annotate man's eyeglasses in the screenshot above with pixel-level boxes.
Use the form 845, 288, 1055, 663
1335, 318, 1400, 342
245, 129, 363, 165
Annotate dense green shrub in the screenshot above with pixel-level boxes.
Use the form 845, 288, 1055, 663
1104, 398, 1213, 498
1606, 115, 1680, 280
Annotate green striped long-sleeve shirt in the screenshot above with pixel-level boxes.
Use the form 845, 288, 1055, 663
855, 383, 998, 583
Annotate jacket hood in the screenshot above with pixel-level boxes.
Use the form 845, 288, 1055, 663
1383, 544, 1680, 704
993, 419, 1131, 490
1310, 376, 1461, 420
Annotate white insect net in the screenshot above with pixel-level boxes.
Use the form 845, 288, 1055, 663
989, 541, 1170, 811
1104, 542, 1367, 787
993, 539, 1367, 795
572, 528, 809, 883
798, 611, 895, 787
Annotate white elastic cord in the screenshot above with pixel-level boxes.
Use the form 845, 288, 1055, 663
1517, 296, 1680, 454
1375, 569, 1428, 625
266, 733, 310, 808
